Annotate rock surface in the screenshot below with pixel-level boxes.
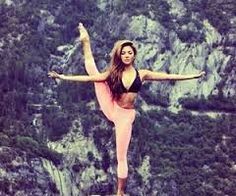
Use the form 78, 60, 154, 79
1, 0, 235, 195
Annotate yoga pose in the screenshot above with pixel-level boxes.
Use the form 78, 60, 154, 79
48, 23, 205, 195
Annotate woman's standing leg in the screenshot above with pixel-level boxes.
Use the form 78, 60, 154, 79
79, 23, 114, 121
113, 104, 136, 195
114, 120, 133, 195
115, 121, 132, 179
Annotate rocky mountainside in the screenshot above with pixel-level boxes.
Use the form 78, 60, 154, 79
0, 0, 236, 195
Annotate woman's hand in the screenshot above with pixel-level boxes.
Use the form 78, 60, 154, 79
48, 71, 64, 80
196, 71, 206, 78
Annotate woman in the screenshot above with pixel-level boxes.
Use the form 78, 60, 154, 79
48, 23, 205, 195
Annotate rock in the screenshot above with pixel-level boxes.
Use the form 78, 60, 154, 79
0, 147, 57, 196
166, 0, 187, 18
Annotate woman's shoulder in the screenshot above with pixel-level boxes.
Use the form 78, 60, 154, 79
137, 69, 150, 75
137, 69, 149, 81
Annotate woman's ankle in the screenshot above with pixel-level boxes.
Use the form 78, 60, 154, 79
117, 177, 127, 195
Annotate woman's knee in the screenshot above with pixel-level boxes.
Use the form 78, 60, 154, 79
117, 154, 127, 163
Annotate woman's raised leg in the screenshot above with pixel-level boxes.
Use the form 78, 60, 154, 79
79, 23, 114, 121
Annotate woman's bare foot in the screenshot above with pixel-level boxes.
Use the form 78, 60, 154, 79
78, 23, 90, 43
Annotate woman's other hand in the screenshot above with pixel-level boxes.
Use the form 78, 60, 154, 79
197, 71, 206, 78
48, 71, 64, 80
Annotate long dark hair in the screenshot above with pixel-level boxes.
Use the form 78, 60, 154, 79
106, 40, 137, 100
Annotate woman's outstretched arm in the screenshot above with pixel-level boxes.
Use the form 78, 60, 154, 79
140, 69, 205, 81
48, 70, 109, 82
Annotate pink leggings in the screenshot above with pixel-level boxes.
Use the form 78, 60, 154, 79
84, 58, 135, 178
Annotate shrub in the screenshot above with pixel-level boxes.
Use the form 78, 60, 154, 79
0, 178, 10, 194
0, 133, 10, 147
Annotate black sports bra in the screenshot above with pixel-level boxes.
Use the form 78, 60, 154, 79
120, 69, 142, 93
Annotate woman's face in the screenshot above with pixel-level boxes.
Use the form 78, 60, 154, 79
120, 45, 135, 66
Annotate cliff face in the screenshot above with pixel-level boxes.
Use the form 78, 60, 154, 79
0, 147, 58, 195
1, 0, 236, 195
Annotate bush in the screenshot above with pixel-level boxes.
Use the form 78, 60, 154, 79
0, 178, 10, 194
0, 133, 10, 147
0, 150, 15, 164
40, 147, 62, 166
87, 151, 95, 162
14, 136, 62, 165
43, 111, 71, 141
179, 95, 236, 112
72, 163, 83, 172
141, 86, 170, 107
15, 136, 40, 155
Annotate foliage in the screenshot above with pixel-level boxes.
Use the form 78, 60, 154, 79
179, 95, 236, 112
179, 0, 233, 34
15, 136, 62, 165
111, 0, 205, 43
0, 0, 235, 195
141, 84, 170, 107
0, 178, 10, 195
128, 109, 236, 195
0, 133, 10, 146
42, 109, 71, 141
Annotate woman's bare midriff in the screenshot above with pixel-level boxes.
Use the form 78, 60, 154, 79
116, 93, 137, 109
